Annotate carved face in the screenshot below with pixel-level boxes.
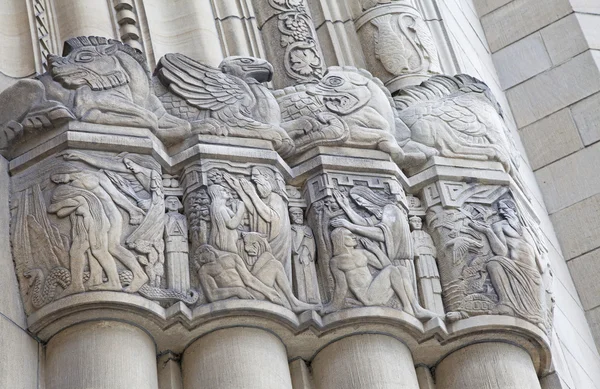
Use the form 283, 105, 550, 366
244, 240, 260, 257
290, 208, 304, 225
311, 70, 372, 115
219, 56, 274, 83
251, 169, 272, 198
409, 217, 422, 231
48, 44, 129, 91
50, 173, 71, 184
343, 229, 358, 248
165, 196, 182, 212
123, 158, 142, 173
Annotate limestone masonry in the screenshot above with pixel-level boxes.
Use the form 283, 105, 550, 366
0, 0, 599, 388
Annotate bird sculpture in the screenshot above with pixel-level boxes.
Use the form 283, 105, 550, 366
155, 54, 295, 157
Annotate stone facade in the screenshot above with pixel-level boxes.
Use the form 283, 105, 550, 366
0, 1, 597, 388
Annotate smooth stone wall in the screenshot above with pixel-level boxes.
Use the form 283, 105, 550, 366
435, 343, 541, 389
45, 321, 159, 389
182, 327, 293, 389
312, 334, 420, 389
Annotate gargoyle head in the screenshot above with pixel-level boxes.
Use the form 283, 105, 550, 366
310, 69, 372, 116
48, 36, 132, 91
219, 56, 274, 83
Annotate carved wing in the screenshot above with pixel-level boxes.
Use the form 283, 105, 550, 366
156, 53, 254, 117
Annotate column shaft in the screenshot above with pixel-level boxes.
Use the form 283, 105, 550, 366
182, 327, 293, 389
435, 343, 541, 389
312, 334, 420, 389
45, 321, 159, 389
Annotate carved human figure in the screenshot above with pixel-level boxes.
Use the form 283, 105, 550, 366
61, 151, 166, 287
50, 168, 148, 292
322, 227, 438, 321
195, 245, 283, 305
289, 207, 321, 304
468, 199, 545, 326
409, 216, 444, 316
241, 232, 319, 313
48, 185, 121, 294
164, 196, 190, 292
224, 167, 291, 280
207, 184, 245, 253
330, 186, 416, 288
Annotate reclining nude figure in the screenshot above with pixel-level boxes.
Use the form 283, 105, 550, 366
322, 227, 440, 322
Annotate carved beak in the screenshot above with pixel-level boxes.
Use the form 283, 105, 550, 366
245, 62, 274, 83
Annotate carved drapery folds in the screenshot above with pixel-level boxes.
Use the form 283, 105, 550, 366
2, 35, 553, 342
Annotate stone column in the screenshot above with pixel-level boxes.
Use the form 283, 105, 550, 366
251, 0, 326, 89
182, 327, 293, 389
435, 343, 541, 389
45, 321, 159, 389
354, 1, 442, 93
53, 0, 117, 44
211, 0, 266, 58
312, 334, 420, 389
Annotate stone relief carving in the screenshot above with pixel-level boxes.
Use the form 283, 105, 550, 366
409, 215, 444, 316
183, 164, 322, 312
164, 196, 190, 292
369, 6, 441, 76
0, 36, 190, 154
394, 75, 526, 189
303, 172, 440, 321
425, 196, 552, 330
290, 207, 321, 304
154, 53, 295, 156
12, 151, 198, 313
267, 0, 324, 82
277, 67, 409, 162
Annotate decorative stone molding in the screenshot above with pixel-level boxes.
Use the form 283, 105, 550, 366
0, 34, 555, 388
252, 0, 326, 88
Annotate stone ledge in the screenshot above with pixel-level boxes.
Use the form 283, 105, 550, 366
26, 291, 551, 373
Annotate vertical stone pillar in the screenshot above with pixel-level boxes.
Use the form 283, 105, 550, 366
182, 327, 293, 389
45, 321, 159, 389
435, 343, 541, 389
252, 0, 326, 89
211, 0, 266, 58
53, 0, 117, 44
143, 0, 224, 66
312, 334, 420, 389
354, 1, 442, 93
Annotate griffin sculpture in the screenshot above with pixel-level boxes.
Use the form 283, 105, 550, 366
154, 54, 295, 157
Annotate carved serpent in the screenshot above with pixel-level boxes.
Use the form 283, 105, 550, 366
25, 267, 199, 309
24, 267, 71, 309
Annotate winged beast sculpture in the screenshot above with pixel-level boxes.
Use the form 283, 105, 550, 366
0, 36, 191, 154
154, 54, 295, 157
394, 75, 527, 192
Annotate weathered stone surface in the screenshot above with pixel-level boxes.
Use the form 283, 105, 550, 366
481, 0, 572, 52
566, 248, 600, 310
436, 343, 542, 389
46, 321, 158, 389
506, 51, 600, 128
0, 317, 38, 389
493, 32, 552, 89
571, 92, 600, 146
536, 142, 600, 214
473, 0, 512, 17
182, 328, 293, 389
540, 14, 589, 66
519, 108, 583, 171
551, 194, 600, 260
312, 334, 419, 389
